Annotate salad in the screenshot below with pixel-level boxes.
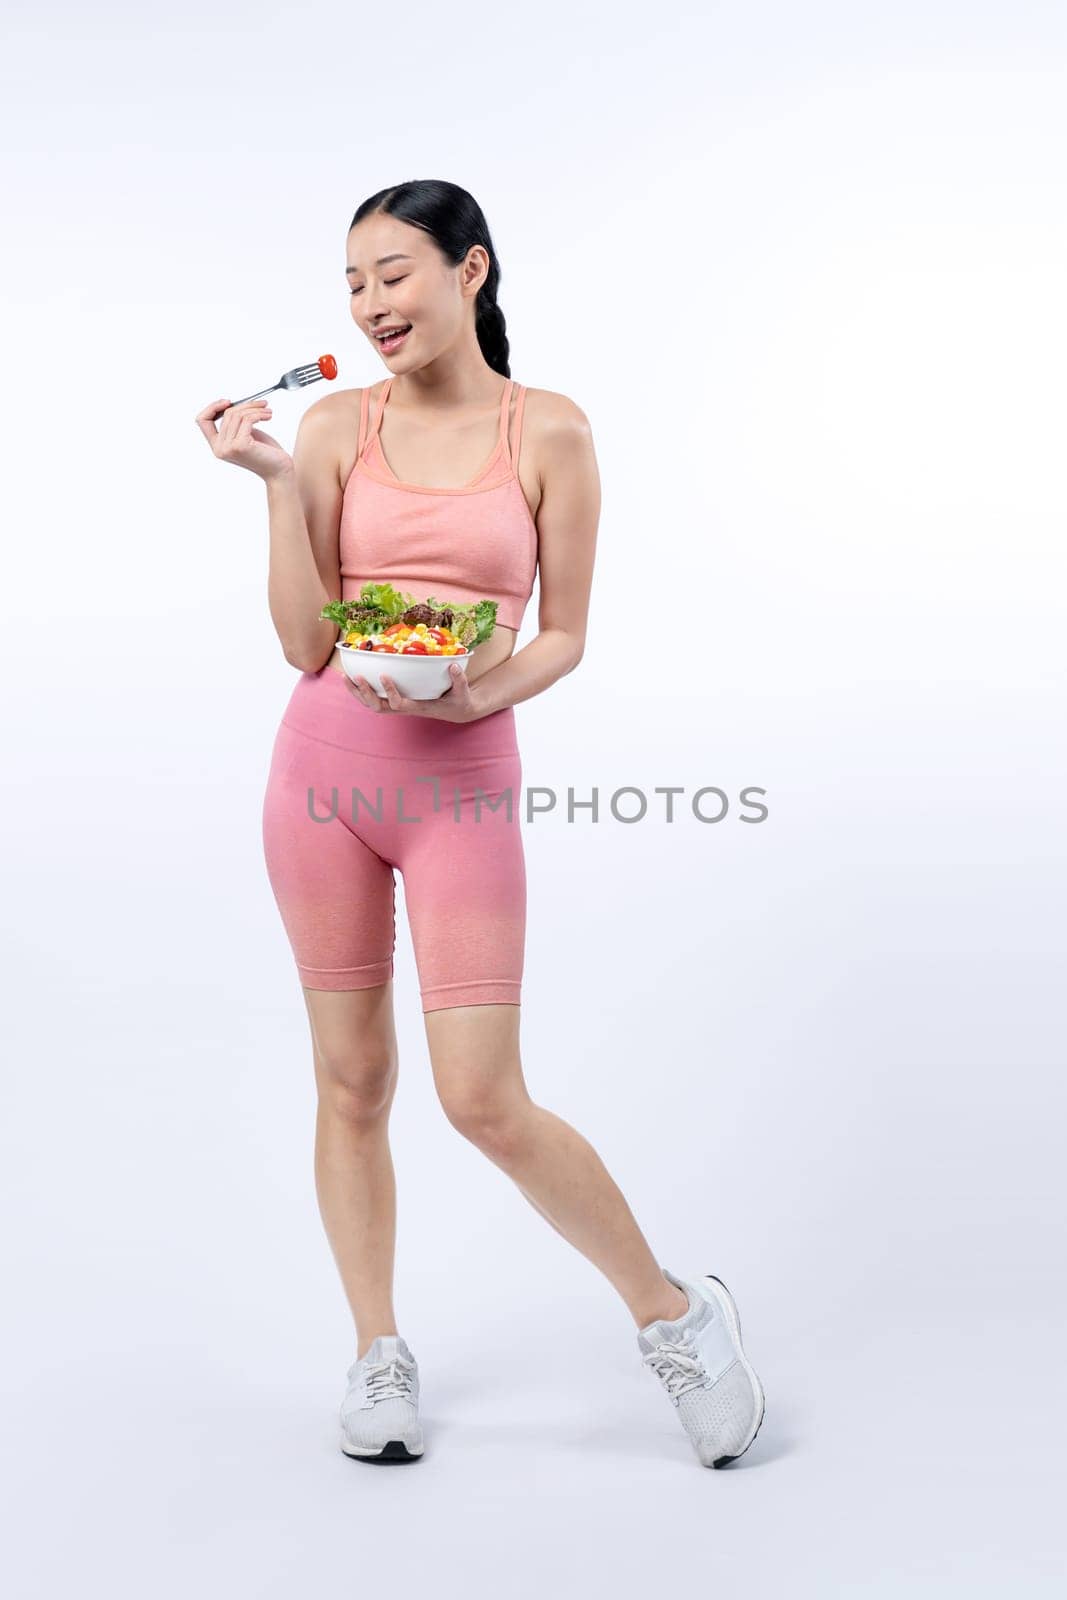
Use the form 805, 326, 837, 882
321, 582, 497, 656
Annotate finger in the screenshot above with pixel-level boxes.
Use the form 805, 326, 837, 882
228, 402, 273, 441
195, 399, 233, 442
195, 398, 232, 422
201, 398, 263, 435
380, 674, 406, 710
360, 676, 389, 711
219, 400, 273, 445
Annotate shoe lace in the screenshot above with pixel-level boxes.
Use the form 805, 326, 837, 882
642, 1331, 708, 1400
364, 1353, 417, 1402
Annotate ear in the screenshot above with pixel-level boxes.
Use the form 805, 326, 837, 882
462, 245, 489, 296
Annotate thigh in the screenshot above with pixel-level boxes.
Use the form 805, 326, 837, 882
262, 721, 397, 992
398, 752, 526, 1014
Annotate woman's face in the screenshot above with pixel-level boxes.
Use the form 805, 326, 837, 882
345, 215, 486, 370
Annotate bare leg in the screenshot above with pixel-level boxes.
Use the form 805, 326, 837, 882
303, 981, 404, 1359
423, 1005, 689, 1329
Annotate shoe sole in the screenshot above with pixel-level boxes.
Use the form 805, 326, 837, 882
698, 1273, 767, 1468
341, 1436, 424, 1463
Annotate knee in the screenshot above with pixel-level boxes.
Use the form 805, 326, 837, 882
316, 1049, 397, 1126
437, 1081, 527, 1157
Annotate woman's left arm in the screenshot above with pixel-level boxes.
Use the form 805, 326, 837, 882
469, 394, 601, 719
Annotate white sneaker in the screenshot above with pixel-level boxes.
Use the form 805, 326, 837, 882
637, 1267, 765, 1467
339, 1334, 424, 1462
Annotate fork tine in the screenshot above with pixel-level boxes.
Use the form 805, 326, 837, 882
280, 365, 325, 389
233, 361, 330, 406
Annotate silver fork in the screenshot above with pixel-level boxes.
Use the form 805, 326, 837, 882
225, 360, 333, 409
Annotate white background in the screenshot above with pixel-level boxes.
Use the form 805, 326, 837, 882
2, 1, 1064, 1593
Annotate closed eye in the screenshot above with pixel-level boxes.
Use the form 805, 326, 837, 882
349, 277, 407, 296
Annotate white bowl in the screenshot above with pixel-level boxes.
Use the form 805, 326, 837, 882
334, 642, 473, 700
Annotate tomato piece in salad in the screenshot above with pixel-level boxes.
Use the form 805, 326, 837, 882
340, 621, 470, 656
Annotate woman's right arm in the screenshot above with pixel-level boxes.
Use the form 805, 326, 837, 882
265, 399, 344, 672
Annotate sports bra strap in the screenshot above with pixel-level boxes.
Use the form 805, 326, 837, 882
497, 377, 515, 450
506, 383, 527, 471
356, 386, 370, 456
359, 376, 525, 470
363, 378, 392, 456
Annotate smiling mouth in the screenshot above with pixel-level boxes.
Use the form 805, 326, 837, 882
375, 325, 412, 350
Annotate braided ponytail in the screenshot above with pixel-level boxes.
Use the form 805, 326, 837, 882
474, 287, 511, 379
350, 179, 512, 377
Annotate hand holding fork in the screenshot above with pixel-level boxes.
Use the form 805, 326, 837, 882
195, 355, 338, 483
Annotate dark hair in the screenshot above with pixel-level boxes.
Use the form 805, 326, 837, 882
350, 180, 511, 378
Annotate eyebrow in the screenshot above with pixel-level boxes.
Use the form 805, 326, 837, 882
345, 253, 414, 277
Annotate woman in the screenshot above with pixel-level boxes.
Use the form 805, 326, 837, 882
195, 179, 764, 1468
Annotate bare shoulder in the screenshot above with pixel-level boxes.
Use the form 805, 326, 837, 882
522, 386, 593, 438
297, 385, 362, 435
521, 390, 595, 496
291, 387, 362, 485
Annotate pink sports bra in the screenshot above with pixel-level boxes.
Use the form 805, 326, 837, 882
339, 377, 539, 632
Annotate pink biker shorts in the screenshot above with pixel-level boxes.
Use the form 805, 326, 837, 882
261, 665, 526, 1012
